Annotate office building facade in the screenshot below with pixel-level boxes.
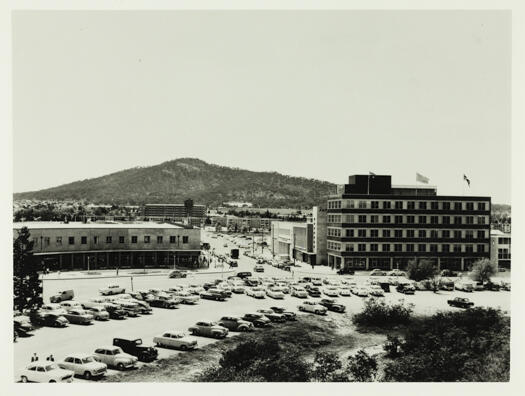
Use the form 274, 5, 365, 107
490, 230, 511, 269
326, 175, 491, 271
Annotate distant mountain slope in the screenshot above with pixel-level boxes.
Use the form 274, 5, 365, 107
14, 158, 336, 208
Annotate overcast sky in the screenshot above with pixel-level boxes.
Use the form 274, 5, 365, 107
12, 10, 511, 203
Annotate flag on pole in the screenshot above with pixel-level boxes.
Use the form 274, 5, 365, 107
416, 173, 429, 184
463, 174, 471, 187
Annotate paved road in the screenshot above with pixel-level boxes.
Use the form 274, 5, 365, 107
14, 231, 511, 382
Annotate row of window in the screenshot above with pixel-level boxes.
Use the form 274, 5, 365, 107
497, 237, 511, 245
37, 235, 190, 248
327, 214, 488, 225
328, 243, 487, 253
328, 199, 488, 211
497, 248, 511, 259
327, 227, 487, 239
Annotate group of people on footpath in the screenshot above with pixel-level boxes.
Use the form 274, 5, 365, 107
31, 353, 54, 362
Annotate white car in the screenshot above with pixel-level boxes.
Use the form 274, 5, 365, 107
369, 286, 385, 297
187, 284, 205, 295
59, 301, 84, 312
99, 284, 125, 296
58, 353, 107, 380
246, 287, 266, 299
174, 291, 200, 304
93, 346, 138, 370
86, 306, 110, 321
311, 278, 323, 286
352, 287, 369, 297
266, 287, 285, 299
298, 301, 327, 315
40, 303, 67, 316
153, 331, 198, 350
19, 362, 74, 383
323, 287, 340, 297
291, 286, 308, 298
231, 283, 246, 294
339, 287, 352, 296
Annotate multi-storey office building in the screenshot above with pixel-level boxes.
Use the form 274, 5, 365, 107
143, 203, 207, 226
490, 229, 511, 269
13, 221, 202, 271
326, 175, 491, 271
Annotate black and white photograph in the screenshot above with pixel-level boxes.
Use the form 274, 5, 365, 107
4, 1, 523, 390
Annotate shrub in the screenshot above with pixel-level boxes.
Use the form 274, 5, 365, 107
353, 298, 414, 328
346, 350, 378, 382
311, 352, 343, 382
470, 258, 498, 284
407, 259, 437, 281
383, 335, 403, 358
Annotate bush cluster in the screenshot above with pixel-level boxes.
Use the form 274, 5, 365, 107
352, 298, 414, 328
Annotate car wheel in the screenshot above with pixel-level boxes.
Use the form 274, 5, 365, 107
84, 371, 92, 380
315, 310, 321, 315
117, 363, 125, 370
20, 376, 28, 383
240, 327, 248, 332
180, 344, 188, 351
49, 380, 56, 383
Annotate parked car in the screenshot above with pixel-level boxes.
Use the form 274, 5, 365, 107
86, 306, 110, 321
306, 286, 322, 297
379, 282, 391, 293
19, 362, 74, 383
337, 268, 355, 275
441, 269, 459, 277
49, 289, 74, 303
188, 321, 229, 338
455, 280, 474, 292
298, 301, 327, 315
187, 284, 205, 295
447, 297, 474, 309
59, 301, 83, 312
396, 284, 416, 295
114, 300, 141, 317
369, 286, 385, 297
62, 309, 94, 325
246, 287, 266, 299
323, 286, 340, 297
270, 306, 297, 320
254, 265, 265, 272
242, 312, 272, 327
257, 309, 286, 322
351, 287, 369, 297
168, 270, 188, 278
113, 338, 158, 362
291, 286, 308, 298
174, 290, 200, 304
149, 297, 179, 308
153, 331, 198, 350
93, 346, 138, 370
29, 311, 69, 327
100, 285, 125, 296
319, 298, 346, 313
105, 305, 128, 319
14, 315, 34, 338
311, 277, 324, 286
244, 277, 260, 287
339, 287, 352, 296
369, 269, 387, 276
133, 299, 153, 314
387, 269, 406, 277
200, 291, 226, 301
210, 286, 232, 298
266, 287, 285, 299
231, 283, 246, 294
484, 282, 501, 291
39, 303, 67, 316
218, 316, 255, 332
474, 282, 485, 291
58, 353, 107, 380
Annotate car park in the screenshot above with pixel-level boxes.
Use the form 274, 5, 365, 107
447, 297, 474, 309
298, 301, 327, 315
153, 331, 198, 350
86, 306, 110, 321
246, 287, 266, 299
242, 312, 272, 327
113, 338, 158, 362
188, 321, 229, 338
100, 284, 125, 296
93, 346, 138, 370
257, 309, 286, 322
291, 286, 308, 298
49, 289, 74, 303
319, 298, 346, 313
218, 316, 255, 332
266, 286, 285, 299
19, 362, 74, 383
58, 353, 107, 380
62, 309, 94, 325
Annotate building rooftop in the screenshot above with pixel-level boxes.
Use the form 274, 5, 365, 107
13, 221, 184, 230
490, 229, 511, 236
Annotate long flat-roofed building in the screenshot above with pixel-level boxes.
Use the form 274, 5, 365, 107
13, 221, 201, 271
327, 175, 491, 272
143, 203, 207, 226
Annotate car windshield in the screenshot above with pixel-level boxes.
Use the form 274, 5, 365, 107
82, 357, 95, 363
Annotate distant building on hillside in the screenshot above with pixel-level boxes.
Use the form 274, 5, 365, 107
223, 201, 253, 208
143, 203, 207, 226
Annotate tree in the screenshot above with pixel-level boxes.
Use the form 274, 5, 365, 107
346, 350, 378, 382
407, 258, 437, 282
470, 258, 497, 284
13, 227, 43, 313
311, 352, 343, 382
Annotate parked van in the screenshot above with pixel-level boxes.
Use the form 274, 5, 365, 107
50, 290, 74, 303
